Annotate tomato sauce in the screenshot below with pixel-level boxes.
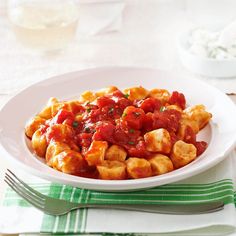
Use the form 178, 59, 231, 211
30, 87, 210, 179
43, 89, 207, 159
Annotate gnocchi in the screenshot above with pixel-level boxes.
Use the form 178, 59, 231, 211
123, 86, 149, 101
184, 105, 212, 130
38, 97, 58, 119
126, 157, 152, 179
46, 141, 71, 167
31, 129, 47, 157
144, 128, 171, 154
97, 160, 127, 180
170, 140, 197, 168
52, 150, 87, 175
105, 144, 127, 162
148, 154, 174, 175
149, 88, 170, 104
25, 86, 211, 180
25, 116, 46, 138
85, 140, 108, 166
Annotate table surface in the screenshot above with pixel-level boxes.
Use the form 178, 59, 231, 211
0, 0, 236, 235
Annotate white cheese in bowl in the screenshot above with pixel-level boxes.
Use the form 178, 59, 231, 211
188, 28, 236, 60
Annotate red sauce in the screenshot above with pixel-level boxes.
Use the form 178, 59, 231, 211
38, 88, 209, 179
195, 141, 208, 156
168, 91, 186, 110
45, 89, 207, 158
153, 109, 181, 133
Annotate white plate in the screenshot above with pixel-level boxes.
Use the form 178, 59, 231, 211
1, 67, 236, 191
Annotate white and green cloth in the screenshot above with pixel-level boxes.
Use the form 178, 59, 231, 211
1, 151, 236, 235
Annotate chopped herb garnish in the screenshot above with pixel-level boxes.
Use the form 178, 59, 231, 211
86, 108, 91, 113
160, 106, 166, 112
108, 107, 114, 114
122, 112, 127, 117
72, 121, 79, 128
85, 127, 90, 132
133, 112, 141, 117
124, 93, 129, 99
128, 141, 135, 145
129, 129, 135, 133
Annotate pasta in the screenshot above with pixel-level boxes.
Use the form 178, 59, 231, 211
25, 86, 212, 180
97, 160, 126, 180
149, 154, 174, 175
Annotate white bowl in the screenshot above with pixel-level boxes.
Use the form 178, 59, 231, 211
1, 67, 236, 191
177, 29, 236, 78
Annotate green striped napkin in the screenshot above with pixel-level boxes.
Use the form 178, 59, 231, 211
1, 152, 236, 235
3, 179, 235, 233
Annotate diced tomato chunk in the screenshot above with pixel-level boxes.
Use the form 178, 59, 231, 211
94, 122, 115, 143
96, 96, 116, 108
117, 98, 132, 111
70, 104, 85, 114
168, 91, 186, 109
183, 126, 196, 144
52, 109, 75, 124
142, 112, 154, 132
122, 106, 145, 130
128, 140, 151, 158
109, 89, 125, 98
100, 106, 122, 121
92, 131, 103, 141
195, 141, 208, 156
136, 98, 161, 113
114, 126, 130, 144
87, 109, 101, 123
77, 133, 93, 148
111, 120, 140, 147
153, 109, 181, 133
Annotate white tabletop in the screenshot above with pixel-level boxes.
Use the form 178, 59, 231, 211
0, 0, 236, 235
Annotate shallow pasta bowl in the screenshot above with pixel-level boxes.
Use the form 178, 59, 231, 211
0, 67, 236, 191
